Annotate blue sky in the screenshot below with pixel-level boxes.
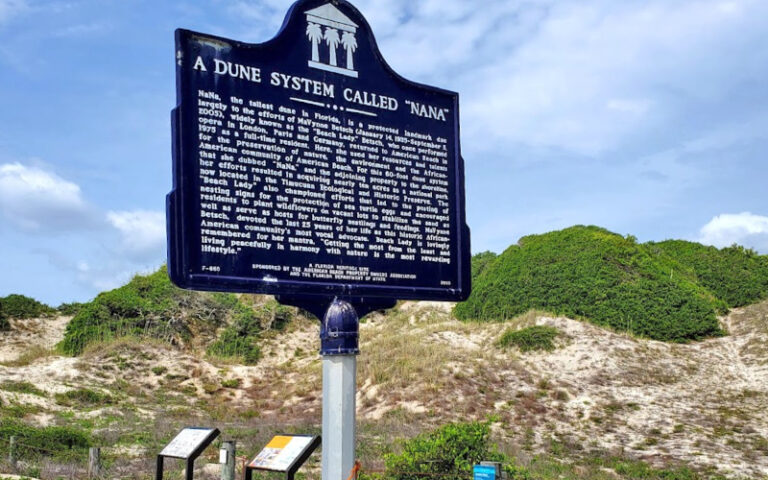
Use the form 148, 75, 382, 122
1, 0, 767, 305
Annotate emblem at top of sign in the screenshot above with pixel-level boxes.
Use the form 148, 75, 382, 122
305, 3, 359, 78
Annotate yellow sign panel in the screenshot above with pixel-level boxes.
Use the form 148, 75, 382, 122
265, 436, 293, 449
249, 435, 316, 472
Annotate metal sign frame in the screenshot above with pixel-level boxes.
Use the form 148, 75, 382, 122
156, 427, 220, 480
246, 434, 321, 480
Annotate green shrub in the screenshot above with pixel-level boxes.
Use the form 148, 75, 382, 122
0, 294, 56, 320
151, 366, 168, 376
385, 422, 506, 480
206, 299, 296, 365
0, 419, 91, 460
221, 378, 241, 388
471, 251, 498, 279
0, 302, 8, 332
0, 400, 43, 419
54, 388, 113, 407
202, 382, 219, 395
58, 266, 252, 356
649, 241, 768, 308
455, 226, 726, 342
256, 299, 295, 330
1, 381, 46, 397
207, 328, 261, 365
57, 302, 86, 316
498, 326, 560, 353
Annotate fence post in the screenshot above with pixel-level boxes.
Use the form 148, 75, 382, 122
8, 436, 16, 470
221, 441, 236, 480
88, 447, 101, 478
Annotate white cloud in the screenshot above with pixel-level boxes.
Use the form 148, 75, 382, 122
0, 162, 97, 231
0, 162, 166, 295
699, 212, 768, 252
355, 0, 768, 157
107, 210, 166, 261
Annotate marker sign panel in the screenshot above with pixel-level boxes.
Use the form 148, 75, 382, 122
160, 428, 217, 459
249, 435, 316, 472
168, 0, 470, 301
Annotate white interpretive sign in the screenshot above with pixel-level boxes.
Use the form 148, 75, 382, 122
160, 428, 218, 459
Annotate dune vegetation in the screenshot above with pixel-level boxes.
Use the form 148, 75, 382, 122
57, 266, 297, 361
455, 226, 768, 342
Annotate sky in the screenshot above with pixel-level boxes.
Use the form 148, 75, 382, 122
0, 0, 767, 305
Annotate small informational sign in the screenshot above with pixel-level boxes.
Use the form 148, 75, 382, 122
473, 465, 498, 480
159, 428, 219, 459
168, 0, 471, 301
249, 435, 318, 472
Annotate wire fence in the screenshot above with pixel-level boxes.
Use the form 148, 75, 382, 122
2, 437, 484, 480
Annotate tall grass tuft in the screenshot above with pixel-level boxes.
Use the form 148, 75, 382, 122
498, 326, 560, 353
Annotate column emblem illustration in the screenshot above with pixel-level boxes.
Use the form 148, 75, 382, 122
305, 3, 359, 78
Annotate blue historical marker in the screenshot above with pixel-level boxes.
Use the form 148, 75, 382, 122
168, 0, 470, 304
168, 2, 471, 480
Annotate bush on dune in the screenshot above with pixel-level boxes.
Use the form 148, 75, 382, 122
57, 302, 86, 316
649, 240, 768, 308
471, 251, 498, 279
0, 303, 8, 332
0, 294, 56, 320
384, 422, 513, 480
59, 266, 299, 364
498, 326, 560, 353
59, 267, 257, 356
0, 419, 91, 460
206, 302, 263, 365
206, 299, 297, 365
456, 226, 728, 342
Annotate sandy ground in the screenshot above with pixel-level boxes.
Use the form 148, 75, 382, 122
0, 317, 69, 363
1, 304, 767, 478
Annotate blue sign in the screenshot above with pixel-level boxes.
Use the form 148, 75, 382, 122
168, 0, 470, 301
473, 465, 497, 480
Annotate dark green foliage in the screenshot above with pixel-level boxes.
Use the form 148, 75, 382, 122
455, 226, 727, 342
1, 381, 46, 397
471, 251, 498, 279
649, 240, 768, 308
0, 419, 91, 460
0, 294, 56, 320
206, 299, 297, 365
58, 266, 254, 356
597, 457, 723, 480
221, 378, 241, 388
258, 299, 295, 331
384, 422, 506, 480
0, 302, 7, 331
54, 388, 113, 407
498, 326, 560, 353
57, 302, 86, 316
206, 303, 262, 365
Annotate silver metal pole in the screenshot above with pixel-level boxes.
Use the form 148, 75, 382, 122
322, 355, 356, 480
320, 299, 360, 480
